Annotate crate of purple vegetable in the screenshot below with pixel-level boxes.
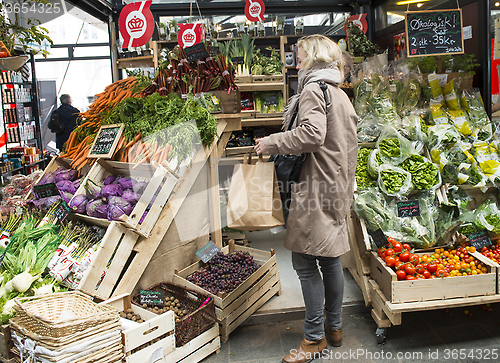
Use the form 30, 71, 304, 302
69, 158, 188, 238
173, 241, 281, 343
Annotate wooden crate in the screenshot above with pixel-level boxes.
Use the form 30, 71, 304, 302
250, 75, 284, 83
78, 222, 141, 301
370, 251, 497, 304
471, 251, 500, 294
0, 325, 12, 361
101, 294, 220, 363
173, 242, 281, 343
211, 90, 241, 114
71, 157, 191, 238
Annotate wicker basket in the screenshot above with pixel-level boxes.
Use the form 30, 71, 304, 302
132, 282, 217, 347
13, 291, 119, 339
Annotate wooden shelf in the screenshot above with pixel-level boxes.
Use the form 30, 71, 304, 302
116, 55, 154, 69
237, 82, 285, 92
241, 117, 283, 127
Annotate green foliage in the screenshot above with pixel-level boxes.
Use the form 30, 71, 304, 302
345, 21, 379, 58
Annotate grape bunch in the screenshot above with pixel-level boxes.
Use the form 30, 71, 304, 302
187, 251, 260, 295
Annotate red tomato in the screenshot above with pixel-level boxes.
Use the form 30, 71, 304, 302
395, 261, 403, 270
410, 254, 420, 265
436, 269, 447, 277
0, 52, 7, 58
399, 251, 410, 262
404, 264, 416, 275
427, 263, 437, 273
423, 270, 431, 279
403, 243, 411, 251
385, 248, 395, 257
393, 242, 403, 253
396, 270, 406, 280
385, 256, 396, 267
377, 247, 385, 257
406, 275, 416, 280
428, 275, 436, 279
415, 264, 425, 274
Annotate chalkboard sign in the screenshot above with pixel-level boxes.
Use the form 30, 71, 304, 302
468, 230, 492, 250
139, 290, 165, 307
209, 46, 221, 55
185, 43, 210, 62
34, 183, 60, 199
397, 200, 420, 218
196, 240, 221, 263
232, 57, 245, 65
88, 124, 124, 159
369, 228, 389, 249
405, 9, 464, 57
260, 48, 272, 57
54, 200, 71, 222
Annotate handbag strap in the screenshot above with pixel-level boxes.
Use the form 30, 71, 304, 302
287, 80, 330, 132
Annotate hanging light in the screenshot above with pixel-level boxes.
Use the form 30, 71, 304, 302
417, 3, 424, 7
496, 2, 500, 6
396, 0, 430, 5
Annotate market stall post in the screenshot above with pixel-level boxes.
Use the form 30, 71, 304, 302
112, 120, 228, 298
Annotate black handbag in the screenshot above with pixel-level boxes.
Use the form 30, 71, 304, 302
269, 81, 329, 225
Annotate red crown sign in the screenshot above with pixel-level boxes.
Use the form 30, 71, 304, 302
183, 32, 195, 42
178, 23, 205, 48
245, 0, 265, 22
128, 16, 144, 32
119, 1, 154, 49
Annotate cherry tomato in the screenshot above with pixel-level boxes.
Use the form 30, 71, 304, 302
415, 264, 425, 274
395, 260, 404, 270
423, 270, 431, 279
377, 247, 384, 257
0, 52, 7, 58
403, 243, 411, 251
410, 254, 420, 265
385, 256, 396, 267
393, 242, 403, 253
404, 264, 416, 275
399, 251, 410, 262
436, 269, 447, 277
385, 248, 395, 257
406, 275, 416, 280
396, 270, 406, 280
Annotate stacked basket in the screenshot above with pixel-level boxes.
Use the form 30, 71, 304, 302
8, 291, 123, 363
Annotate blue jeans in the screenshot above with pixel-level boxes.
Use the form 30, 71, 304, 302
292, 252, 344, 341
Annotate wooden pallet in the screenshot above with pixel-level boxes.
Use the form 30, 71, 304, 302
101, 294, 220, 363
370, 251, 497, 304
70, 156, 191, 238
78, 222, 141, 301
173, 241, 281, 343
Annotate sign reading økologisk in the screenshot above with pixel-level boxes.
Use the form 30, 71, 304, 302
88, 124, 124, 159
405, 9, 464, 57
397, 200, 420, 218
34, 183, 60, 199
468, 230, 492, 250
139, 290, 165, 307
196, 240, 221, 263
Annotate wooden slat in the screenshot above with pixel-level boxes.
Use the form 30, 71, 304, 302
386, 294, 500, 313
123, 311, 175, 353
209, 147, 222, 248
176, 337, 220, 363
217, 131, 232, 158
78, 222, 125, 295
164, 324, 219, 363
112, 120, 227, 297
371, 308, 391, 328
95, 228, 140, 300
368, 279, 401, 326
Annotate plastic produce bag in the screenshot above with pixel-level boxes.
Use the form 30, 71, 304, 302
367, 149, 382, 179
399, 154, 441, 191
357, 112, 382, 143
440, 142, 486, 186
430, 105, 449, 125
399, 113, 428, 154
473, 197, 500, 235
472, 141, 500, 180
447, 109, 472, 136
400, 78, 422, 116
368, 77, 401, 126
443, 79, 461, 110
353, 76, 374, 118
461, 89, 493, 141
353, 188, 395, 233
356, 148, 375, 190
428, 73, 446, 107
428, 124, 461, 162
377, 163, 413, 197
376, 125, 414, 165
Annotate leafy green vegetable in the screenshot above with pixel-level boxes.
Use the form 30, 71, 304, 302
356, 148, 375, 190
353, 188, 394, 232
379, 138, 400, 158
399, 154, 439, 190
380, 169, 409, 195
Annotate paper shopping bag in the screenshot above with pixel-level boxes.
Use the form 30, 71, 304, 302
227, 154, 284, 231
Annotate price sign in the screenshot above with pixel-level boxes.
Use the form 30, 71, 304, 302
139, 290, 165, 307
54, 200, 71, 222
260, 48, 272, 57
369, 229, 389, 249
88, 124, 124, 159
185, 42, 209, 62
468, 230, 492, 250
232, 57, 245, 65
265, 96, 278, 106
34, 183, 60, 199
208, 46, 221, 55
196, 240, 221, 263
397, 200, 420, 218
405, 9, 464, 57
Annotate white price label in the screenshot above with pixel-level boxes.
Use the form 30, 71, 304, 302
150, 347, 163, 363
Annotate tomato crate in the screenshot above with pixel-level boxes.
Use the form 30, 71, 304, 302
101, 294, 220, 363
77, 221, 141, 301
71, 157, 192, 238
370, 251, 497, 304
173, 241, 281, 343
471, 251, 500, 294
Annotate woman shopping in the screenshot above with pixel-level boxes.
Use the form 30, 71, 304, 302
254, 35, 358, 363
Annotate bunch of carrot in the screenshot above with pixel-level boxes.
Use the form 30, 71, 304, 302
62, 134, 95, 170
110, 132, 173, 169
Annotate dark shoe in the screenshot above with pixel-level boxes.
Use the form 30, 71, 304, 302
325, 327, 342, 347
282, 337, 327, 363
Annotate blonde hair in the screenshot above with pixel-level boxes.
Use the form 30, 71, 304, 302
297, 34, 344, 78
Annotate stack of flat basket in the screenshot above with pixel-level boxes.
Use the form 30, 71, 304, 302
8, 291, 123, 363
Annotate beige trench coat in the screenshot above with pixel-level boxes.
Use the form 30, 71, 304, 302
266, 82, 358, 257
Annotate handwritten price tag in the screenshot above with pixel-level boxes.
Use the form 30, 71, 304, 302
397, 200, 420, 218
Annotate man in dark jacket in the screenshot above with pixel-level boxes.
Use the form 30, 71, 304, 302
55, 94, 79, 151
